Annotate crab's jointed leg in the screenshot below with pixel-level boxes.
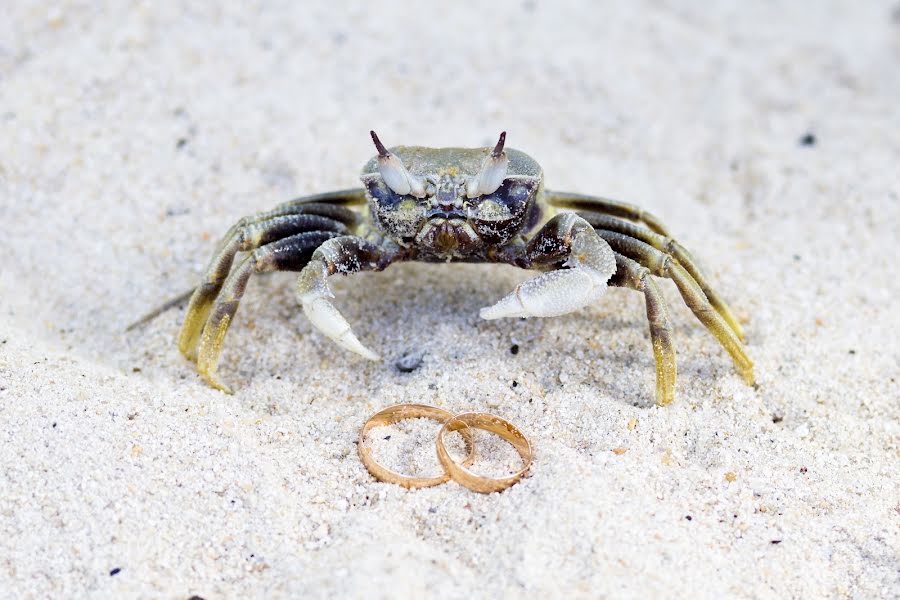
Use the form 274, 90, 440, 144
212, 191, 364, 254
546, 191, 673, 237
179, 197, 361, 361
480, 212, 616, 319
296, 236, 401, 360
195, 230, 344, 391
578, 212, 744, 341
610, 253, 678, 406
595, 229, 754, 384
547, 191, 745, 341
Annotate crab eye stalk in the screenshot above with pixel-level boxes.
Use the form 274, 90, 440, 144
370, 130, 426, 198
466, 131, 509, 199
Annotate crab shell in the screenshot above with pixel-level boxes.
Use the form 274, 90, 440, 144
360, 146, 546, 259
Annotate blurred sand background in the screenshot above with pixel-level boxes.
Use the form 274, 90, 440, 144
1, 1, 898, 598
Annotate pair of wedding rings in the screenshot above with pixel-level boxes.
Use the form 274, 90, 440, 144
358, 404, 533, 493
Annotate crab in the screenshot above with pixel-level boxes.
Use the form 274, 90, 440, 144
169, 132, 753, 404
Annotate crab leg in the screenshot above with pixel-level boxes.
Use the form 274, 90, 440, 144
194, 230, 344, 392
179, 211, 353, 361
211, 193, 363, 257
480, 213, 617, 319
128, 197, 362, 334
594, 229, 754, 384
609, 253, 677, 406
578, 212, 744, 341
545, 191, 672, 237
296, 236, 400, 360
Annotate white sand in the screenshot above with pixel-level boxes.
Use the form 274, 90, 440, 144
1, 1, 898, 598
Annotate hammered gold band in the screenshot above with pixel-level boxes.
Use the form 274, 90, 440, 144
358, 404, 475, 489
436, 412, 533, 494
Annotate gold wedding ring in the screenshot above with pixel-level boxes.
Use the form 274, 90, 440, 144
436, 412, 533, 494
358, 404, 475, 489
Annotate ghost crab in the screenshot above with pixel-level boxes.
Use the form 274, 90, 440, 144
175, 132, 753, 404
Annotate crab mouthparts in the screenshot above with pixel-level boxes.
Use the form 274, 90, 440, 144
426, 208, 467, 220
415, 218, 480, 253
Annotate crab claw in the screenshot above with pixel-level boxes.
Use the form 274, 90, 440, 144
297, 259, 380, 360
480, 269, 608, 319
480, 225, 616, 319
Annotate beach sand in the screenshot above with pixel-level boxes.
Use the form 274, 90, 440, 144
1, 1, 898, 597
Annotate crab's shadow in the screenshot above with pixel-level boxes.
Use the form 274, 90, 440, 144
123, 261, 730, 410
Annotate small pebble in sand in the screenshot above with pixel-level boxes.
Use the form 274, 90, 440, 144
799, 132, 816, 146
394, 351, 424, 373
725, 471, 737, 482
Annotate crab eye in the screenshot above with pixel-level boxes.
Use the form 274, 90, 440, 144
362, 174, 427, 240
475, 177, 539, 221
377, 153, 420, 196
370, 130, 426, 198
466, 131, 509, 199
466, 176, 538, 245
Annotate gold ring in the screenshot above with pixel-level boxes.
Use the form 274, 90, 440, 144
436, 412, 532, 493
358, 404, 475, 489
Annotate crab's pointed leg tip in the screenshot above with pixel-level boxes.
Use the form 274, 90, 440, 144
655, 392, 675, 407
742, 368, 756, 386
201, 374, 233, 395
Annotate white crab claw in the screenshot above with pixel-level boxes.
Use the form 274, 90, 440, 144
297, 260, 380, 360
480, 269, 607, 319
480, 226, 616, 320
302, 296, 380, 360
466, 131, 509, 198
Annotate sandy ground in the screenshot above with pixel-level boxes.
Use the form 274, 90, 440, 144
1, 1, 898, 598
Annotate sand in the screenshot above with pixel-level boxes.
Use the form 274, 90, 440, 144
1, 1, 898, 598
